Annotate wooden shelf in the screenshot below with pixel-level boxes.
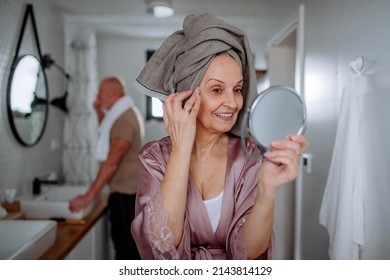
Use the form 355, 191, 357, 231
2, 201, 21, 212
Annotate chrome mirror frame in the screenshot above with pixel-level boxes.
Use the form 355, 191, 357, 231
241, 85, 307, 158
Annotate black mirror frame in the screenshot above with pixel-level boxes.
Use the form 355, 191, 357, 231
6, 4, 49, 147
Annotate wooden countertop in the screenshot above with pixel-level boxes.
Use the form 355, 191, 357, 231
2, 201, 24, 220
3, 211, 24, 220
39, 194, 108, 260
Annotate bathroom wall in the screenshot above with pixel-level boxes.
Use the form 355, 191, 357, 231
96, 34, 168, 144
298, 0, 390, 259
0, 0, 65, 199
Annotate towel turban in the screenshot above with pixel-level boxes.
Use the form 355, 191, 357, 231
135, 13, 257, 136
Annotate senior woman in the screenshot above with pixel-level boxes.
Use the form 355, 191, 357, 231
131, 14, 309, 260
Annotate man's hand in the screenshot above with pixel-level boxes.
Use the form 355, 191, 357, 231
69, 193, 94, 212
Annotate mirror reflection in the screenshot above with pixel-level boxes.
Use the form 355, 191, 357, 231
7, 54, 48, 146
243, 85, 307, 155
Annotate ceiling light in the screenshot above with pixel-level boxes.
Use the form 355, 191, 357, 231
147, 0, 174, 18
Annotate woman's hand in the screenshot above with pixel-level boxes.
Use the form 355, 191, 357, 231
159, 88, 201, 245
163, 88, 200, 148
243, 135, 309, 259
258, 134, 310, 197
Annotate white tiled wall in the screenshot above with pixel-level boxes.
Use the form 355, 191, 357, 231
0, 0, 64, 200
301, 0, 390, 259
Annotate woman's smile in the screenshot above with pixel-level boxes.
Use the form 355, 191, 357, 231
214, 112, 234, 120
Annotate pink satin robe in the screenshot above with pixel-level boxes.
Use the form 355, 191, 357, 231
131, 135, 275, 259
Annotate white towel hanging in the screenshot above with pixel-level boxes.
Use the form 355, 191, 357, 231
319, 78, 365, 259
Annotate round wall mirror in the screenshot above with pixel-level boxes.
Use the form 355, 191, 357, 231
242, 85, 307, 156
7, 54, 49, 146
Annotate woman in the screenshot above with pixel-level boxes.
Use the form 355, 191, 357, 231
131, 14, 309, 260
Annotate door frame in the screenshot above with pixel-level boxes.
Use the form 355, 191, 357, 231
267, 4, 305, 260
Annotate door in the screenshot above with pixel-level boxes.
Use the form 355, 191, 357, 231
265, 4, 305, 260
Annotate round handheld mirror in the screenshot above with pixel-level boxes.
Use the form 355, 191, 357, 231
241, 85, 307, 157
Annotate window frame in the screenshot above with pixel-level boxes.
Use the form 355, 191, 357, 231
145, 50, 163, 121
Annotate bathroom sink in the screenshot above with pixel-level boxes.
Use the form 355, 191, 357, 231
0, 220, 56, 259
20, 185, 97, 220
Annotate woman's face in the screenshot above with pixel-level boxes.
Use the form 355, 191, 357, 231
197, 53, 244, 134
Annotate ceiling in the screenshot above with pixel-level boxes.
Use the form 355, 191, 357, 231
48, 0, 303, 41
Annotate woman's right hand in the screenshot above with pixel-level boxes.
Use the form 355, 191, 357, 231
163, 88, 200, 148
160, 88, 200, 245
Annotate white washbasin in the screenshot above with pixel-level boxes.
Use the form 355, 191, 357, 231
20, 185, 97, 220
0, 220, 56, 260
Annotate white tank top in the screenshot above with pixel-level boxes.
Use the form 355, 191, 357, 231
203, 190, 224, 232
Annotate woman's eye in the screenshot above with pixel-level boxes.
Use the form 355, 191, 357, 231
211, 88, 222, 94
234, 88, 243, 94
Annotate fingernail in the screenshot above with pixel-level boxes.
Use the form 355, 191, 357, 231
269, 141, 278, 147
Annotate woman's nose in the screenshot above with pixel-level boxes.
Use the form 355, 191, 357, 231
223, 90, 238, 108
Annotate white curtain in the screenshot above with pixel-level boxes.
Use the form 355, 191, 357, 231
62, 23, 99, 184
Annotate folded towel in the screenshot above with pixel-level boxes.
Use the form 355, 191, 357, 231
0, 207, 7, 219
319, 86, 365, 259
95, 95, 134, 161
135, 13, 257, 136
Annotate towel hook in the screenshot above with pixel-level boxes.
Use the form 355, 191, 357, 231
349, 56, 364, 75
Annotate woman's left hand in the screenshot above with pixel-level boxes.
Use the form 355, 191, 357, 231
258, 134, 309, 195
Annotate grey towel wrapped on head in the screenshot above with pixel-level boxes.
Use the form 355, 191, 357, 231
135, 13, 257, 136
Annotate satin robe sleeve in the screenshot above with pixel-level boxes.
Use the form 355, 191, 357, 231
131, 136, 275, 260
225, 138, 275, 260
130, 137, 181, 259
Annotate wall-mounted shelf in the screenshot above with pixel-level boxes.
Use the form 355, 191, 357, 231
255, 69, 267, 80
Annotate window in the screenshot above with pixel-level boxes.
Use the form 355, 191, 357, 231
145, 50, 163, 121
146, 95, 163, 120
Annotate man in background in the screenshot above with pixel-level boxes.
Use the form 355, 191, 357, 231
69, 76, 144, 260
